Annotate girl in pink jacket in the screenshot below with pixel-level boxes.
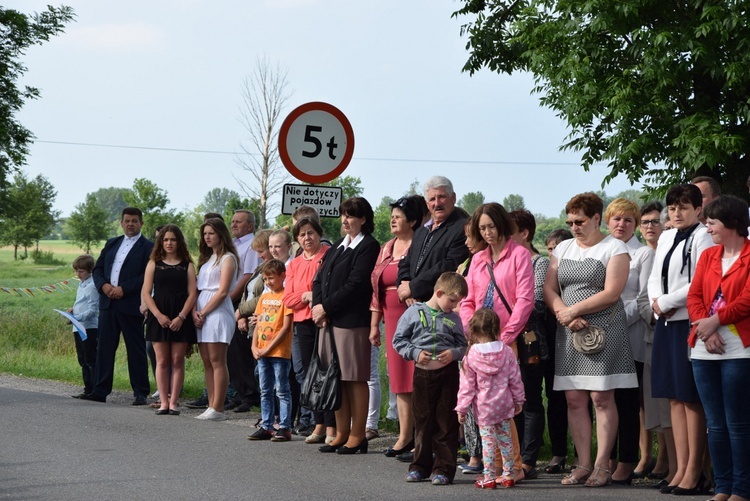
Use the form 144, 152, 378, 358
455, 308, 525, 489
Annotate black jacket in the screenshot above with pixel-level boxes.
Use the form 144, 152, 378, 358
313, 234, 379, 328
398, 209, 469, 301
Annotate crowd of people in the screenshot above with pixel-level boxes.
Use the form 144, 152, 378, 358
66, 174, 750, 500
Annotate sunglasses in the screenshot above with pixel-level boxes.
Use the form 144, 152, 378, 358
640, 219, 661, 227
565, 217, 589, 228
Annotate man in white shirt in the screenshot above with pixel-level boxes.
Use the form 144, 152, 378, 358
226, 209, 261, 412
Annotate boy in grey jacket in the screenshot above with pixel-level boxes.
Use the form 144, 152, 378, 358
393, 272, 468, 485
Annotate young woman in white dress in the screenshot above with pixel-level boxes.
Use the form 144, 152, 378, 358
193, 218, 240, 421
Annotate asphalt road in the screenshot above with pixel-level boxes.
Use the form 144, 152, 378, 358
1, 376, 680, 500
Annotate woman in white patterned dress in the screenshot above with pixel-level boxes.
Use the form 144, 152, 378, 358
543, 193, 637, 487
192, 218, 239, 421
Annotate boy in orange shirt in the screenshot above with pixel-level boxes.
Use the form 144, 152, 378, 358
246, 260, 294, 442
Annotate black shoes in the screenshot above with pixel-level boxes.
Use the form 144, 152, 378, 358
384, 439, 415, 458
396, 451, 414, 463
155, 408, 169, 415
132, 395, 148, 406
319, 444, 341, 453
544, 457, 566, 474
611, 471, 633, 485
523, 466, 539, 480
337, 440, 368, 455
232, 403, 252, 413
186, 394, 209, 409
79, 393, 106, 403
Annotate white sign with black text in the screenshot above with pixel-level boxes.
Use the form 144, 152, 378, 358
281, 184, 342, 218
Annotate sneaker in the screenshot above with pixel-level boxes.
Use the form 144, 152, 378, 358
150, 390, 160, 399
195, 407, 215, 420
202, 408, 227, 421
247, 428, 274, 441
271, 428, 292, 442
186, 394, 209, 409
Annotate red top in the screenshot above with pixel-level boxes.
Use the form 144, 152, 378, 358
687, 238, 750, 348
283, 245, 329, 323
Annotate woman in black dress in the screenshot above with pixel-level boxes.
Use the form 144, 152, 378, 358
141, 224, 198, 415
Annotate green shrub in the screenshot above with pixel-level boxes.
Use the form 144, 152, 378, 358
31, 250, 66, 266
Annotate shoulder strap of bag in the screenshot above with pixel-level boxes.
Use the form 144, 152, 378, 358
486, 262, 512, 315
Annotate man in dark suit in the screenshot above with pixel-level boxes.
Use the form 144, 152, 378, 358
398, 176, 470, 304
81, 207, 154, 404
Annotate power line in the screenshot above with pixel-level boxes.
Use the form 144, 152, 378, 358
36, 139, 585, 167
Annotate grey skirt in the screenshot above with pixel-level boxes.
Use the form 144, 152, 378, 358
318, 325, 371, 382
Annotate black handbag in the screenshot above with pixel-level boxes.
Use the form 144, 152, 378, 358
486, 263, 541, 365
300, 325, 342, 412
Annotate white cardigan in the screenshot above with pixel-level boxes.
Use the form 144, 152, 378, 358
646, 225, 714, 322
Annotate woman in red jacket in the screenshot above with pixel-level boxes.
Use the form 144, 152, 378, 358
688, 195, 750, 501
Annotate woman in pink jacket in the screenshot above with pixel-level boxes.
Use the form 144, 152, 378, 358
456, 308, 525, 489
459, 202, 534, 482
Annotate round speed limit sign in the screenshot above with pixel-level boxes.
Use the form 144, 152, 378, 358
278, 102, 355, 184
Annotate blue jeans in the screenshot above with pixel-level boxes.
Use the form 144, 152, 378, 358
693, 358, 750, 498
258, 357, 292, 431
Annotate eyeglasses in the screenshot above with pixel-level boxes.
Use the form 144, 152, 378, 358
565, 217, 589, 228
640, 219, 661, 227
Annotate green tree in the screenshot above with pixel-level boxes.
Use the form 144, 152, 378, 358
0, 172, 58, 259
373, 196, 395, 245
202, 187, 242, 215
0, 6, 74, 216
67, 193, 110, 253
458, 191, 485, 216
91, 186, 131, 223
454, 0, 750, 198
123, 178, 182, 238
502, 193, 525, 212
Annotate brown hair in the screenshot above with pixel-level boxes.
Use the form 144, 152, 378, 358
469, 203, 517, 244
434, 271, 468, 298
565, 193, 603, 221
469, 308, 500, 344
198, 218, 239, 272
151, 224, 192, 263
72, 254, 95, 273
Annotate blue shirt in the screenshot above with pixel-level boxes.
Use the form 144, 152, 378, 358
72, 276, 99, 330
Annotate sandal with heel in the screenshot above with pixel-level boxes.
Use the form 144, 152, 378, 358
561, 465, 592, 485
585, 467, 612, 487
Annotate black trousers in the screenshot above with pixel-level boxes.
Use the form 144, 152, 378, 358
514, 361, 545, 466
74, 328, 98, 394
543, 330, 569, 458
610, 361, 643, 463
227, 327, 260, 405
293, 320, 335, 427
92, 308, 149, 398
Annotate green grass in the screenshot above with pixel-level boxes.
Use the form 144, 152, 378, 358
0, 242, 205, 397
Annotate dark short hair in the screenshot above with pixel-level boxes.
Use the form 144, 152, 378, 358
565, 193, 603, 220
340, 197, 375, 234
666, 184, 702, 208
509, 209, 536, 243
72, 254, 95, 272
390, 195, 425, 231
261, 258, 286, 276
203, 212, 224, 221
293, 217, 324, 240
703, 195, 749, 237
121, 207, 143, 221
292, 205, 320, 223
546, 228, 573, 245
691, 176, 721, 197
640, 201, 664, 217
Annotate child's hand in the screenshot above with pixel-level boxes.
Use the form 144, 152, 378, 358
251, 345, 261, 360
248, 314, 258, 327
436, 350, 453, 364
457, 413, 466, 424
513, 403, 523, 415
237, 318, 248, 332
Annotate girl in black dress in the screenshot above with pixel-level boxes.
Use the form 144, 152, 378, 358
141, 224, 198, 415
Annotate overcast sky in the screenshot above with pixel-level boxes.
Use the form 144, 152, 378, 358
14, 0, 643, 220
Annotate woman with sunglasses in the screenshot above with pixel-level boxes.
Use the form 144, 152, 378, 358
543, 192, 637, 487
